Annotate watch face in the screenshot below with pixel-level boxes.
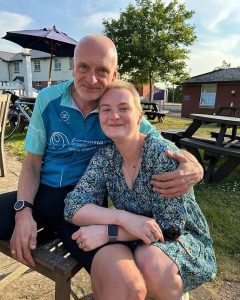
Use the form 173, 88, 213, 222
108, 224, 118, 237
14, 200, 25, 211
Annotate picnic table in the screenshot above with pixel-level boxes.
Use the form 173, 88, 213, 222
141, 101, 168, 122
217, 106, 240, 117
162, 114, 240, 183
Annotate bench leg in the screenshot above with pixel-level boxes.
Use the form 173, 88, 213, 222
211, 157, 240, 182
204, 157, 218, 183
0, 142, 6, 177
55, 272, 71, 300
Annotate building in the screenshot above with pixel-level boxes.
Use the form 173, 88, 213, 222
0, 50, 74, 91
181, 68, 240, 117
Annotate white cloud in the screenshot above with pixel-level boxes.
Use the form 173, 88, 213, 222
188, 47, 240, 77
185, 0, 240, 32
83, 11, 120, 28
0, 11, 33, 52
207, 8, 231, 32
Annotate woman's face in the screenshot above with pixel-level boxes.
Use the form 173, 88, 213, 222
99, 88, 141, 141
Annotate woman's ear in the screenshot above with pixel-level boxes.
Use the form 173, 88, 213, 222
137, 111, 144, 125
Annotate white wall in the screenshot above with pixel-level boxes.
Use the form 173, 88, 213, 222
1, 55, 73, 84
0, 59, 10, 81
31, 57, 73, 81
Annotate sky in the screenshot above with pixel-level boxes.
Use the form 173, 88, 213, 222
1, 0, 240, 77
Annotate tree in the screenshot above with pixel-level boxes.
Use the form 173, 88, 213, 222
214, 60, 231, 70
103, 0, 196, 100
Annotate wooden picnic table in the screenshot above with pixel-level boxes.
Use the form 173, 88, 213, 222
162, 114, 240, 183
140, 101, 168, 122
217, 106, 240, 117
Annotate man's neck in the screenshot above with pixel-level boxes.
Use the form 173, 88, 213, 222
71, 87, 98, 116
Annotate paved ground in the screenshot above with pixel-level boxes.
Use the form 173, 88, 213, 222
0, 150, 239, 299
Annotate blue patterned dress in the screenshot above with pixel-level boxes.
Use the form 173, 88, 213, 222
64, 134, 217, 291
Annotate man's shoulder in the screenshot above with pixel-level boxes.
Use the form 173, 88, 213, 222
36, 80, 73, 111
39, 80, 72, 99
146, 134, 179, 153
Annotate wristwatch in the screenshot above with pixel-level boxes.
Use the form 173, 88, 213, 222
107, 224, 118, 243
14, 200, 33, 211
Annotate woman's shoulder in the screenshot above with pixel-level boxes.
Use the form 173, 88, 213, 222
145, 133, 180, 154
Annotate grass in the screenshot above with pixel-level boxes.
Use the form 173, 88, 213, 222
4, 115, 240, 284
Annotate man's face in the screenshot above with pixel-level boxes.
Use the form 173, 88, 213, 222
72, 42, 117, 103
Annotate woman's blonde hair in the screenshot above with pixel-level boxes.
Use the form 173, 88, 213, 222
100, 80, 142, 113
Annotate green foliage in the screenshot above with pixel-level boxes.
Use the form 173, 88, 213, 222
214, 60, 231, 70
5, 131, 26, 161
167, 85, 183, 103
103, 0, 196, 89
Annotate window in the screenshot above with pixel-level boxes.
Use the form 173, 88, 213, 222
54, 58, 61, 71
35, 81, 42, 91
14, 62, 20, 73
34, 60, 41, 72
69, 58, 74, 70
199, 84, 216, 107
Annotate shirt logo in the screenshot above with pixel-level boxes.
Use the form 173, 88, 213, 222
60, 111, 70, 122
50, 132, 69, 150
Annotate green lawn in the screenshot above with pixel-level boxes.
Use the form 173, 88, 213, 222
4, 115, 240, 284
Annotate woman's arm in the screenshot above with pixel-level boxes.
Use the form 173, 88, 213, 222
71, 204, 164, 245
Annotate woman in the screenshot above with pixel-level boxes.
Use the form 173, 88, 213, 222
64, 80, 216, 300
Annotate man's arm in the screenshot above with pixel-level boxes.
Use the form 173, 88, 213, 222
151, 149, 204, 197
10, 153, 42, 267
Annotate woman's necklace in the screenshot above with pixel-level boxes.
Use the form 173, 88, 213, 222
119, 140, 142, 168
119, 139, 143, 189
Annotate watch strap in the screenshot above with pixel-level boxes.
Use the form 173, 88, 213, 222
14, 200, 33, 211
107, 224, 118, 243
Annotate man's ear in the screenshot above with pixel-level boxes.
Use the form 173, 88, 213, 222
137, 112, 144, 125
72, 64, 75, 78
112, 66, 118, 81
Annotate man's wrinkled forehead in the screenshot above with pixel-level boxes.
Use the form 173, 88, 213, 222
74, 35, 118, 66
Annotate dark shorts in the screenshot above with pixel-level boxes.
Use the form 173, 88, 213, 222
0, 184, 106, 273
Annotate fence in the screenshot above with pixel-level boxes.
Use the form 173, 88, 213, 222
0, 82, 25, 96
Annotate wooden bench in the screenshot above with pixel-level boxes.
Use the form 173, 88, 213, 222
161, 129, 185, 147
180, 137, 240, 182
0, 228, 82, 300
180, 138, 240, 158
0, 94, 10, 177
210, 131, 240, 141
144, 110, 168, 122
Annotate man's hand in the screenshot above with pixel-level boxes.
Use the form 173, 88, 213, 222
10, 208, 37, 267
151, 150, 204, 198
72, 225, 108, 252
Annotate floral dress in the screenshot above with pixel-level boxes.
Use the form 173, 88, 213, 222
64, 134, 217, 292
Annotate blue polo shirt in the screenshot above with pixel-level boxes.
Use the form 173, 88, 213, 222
25, 80, 162, 187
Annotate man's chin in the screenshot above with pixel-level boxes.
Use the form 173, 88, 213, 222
79, 92, 101, 102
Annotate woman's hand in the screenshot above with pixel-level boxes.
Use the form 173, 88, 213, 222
72, 225, 108, 251
117, 211, 164, 245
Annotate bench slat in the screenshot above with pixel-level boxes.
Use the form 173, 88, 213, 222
180, 138, 240, 158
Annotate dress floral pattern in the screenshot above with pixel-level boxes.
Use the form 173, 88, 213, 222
64, 134, 217, 291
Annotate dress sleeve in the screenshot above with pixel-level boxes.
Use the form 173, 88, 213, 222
64, 149, 107, 222
151, 141, 194, 233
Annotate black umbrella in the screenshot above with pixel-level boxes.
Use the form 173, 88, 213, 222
2, 26, 78, 83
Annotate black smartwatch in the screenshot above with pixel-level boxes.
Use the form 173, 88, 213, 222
107, 224, 118, 243
14, 200, 33, 211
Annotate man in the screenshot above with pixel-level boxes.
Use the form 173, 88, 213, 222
0, 34, 203, 299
